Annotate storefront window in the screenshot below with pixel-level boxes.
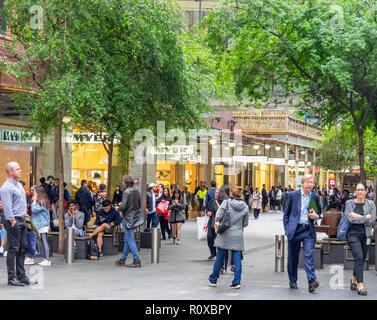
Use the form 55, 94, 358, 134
254, 163, 271, 191
0, 145, 32, 190
71, 142, 109, 191
156, 160, 174, 189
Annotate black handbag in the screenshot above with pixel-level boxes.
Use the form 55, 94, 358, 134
217, 200, 231, 234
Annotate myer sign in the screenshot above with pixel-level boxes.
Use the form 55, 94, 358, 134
66, 133, 120, 144
1, 129, 39, 144
149, 145, 195, 156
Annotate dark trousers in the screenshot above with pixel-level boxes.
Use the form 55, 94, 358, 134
146, 212, 158, 229
84, 208, 92, 227
4, 218, 28, 281
262, 199, 268, 212
347, 231, 368, 283
287, 225, 316, 284
253, 209, 261, 219
185, 205, 189, 220
275, 200, 281, 211
159, 215, 170, 239
207, 227, 217, 257
270, 199, 275, 210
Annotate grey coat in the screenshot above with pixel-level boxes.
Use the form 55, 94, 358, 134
345, 199, 376, 238
169, 199, 185, 223
214, 198, 249, 251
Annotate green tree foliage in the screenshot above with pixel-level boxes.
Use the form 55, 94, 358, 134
315, 124, 356, 185
2, 0, 212, 251
202, 0, 377, 182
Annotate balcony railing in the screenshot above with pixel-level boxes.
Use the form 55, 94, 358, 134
233, 111, 322, 141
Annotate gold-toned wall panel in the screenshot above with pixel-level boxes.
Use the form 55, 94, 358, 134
0, 145, 31, 190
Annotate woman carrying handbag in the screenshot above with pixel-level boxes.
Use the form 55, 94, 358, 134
208, 187, 249, 289
345, 182, 376, 296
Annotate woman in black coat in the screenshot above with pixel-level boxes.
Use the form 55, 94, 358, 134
112, 185, 123, 206
207, 185, 230, 271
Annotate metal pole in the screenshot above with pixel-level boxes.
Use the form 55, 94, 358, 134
275, 235, 285, 272
151, 228, 160, 264
65, 228, 75, 263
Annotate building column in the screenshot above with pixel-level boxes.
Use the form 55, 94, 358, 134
304, 148, 308, 175
312, 149, 316, 186
284, 144, 289, 188
175, 163, 185, 189
326, 170, 329, 192
241, 162, 245, 187
319, 168, 323, 191
295, 147, 299, 188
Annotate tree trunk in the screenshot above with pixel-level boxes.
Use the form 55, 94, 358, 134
107, 135, 114, 200
339, 172, 344, 191
57, 114, 65, 254
357, 128, 367, 185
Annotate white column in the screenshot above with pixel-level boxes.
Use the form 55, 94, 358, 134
284, 144, 289, 188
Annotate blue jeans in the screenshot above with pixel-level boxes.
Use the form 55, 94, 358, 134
26, 231, 38, 258
121, 220, 140, 261
209, 248, 242, 285
147, 212, 159, 229
0, 228, 6, 242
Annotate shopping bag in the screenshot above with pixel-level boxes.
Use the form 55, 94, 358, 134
197, 215, 209, 240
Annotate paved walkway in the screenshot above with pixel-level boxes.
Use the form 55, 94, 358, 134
1, 211, 376, 300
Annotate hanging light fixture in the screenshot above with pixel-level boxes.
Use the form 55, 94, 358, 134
275, 146, 281, 151
265, 144, 271, 149
253, 145, 260, 150
209, 138, 217, 145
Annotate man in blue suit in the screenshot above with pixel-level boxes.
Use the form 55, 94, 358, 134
283, 174, 322, 293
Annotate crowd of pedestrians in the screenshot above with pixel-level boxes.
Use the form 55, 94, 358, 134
1, 161, 376, 295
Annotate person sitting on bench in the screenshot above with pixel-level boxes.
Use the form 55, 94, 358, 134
90, 200, 121, 256
64, 200, 85, 237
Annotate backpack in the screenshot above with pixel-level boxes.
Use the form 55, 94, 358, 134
87, 239, 100, 260
337, 209, 350, 241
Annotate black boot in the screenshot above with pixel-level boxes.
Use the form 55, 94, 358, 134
126, 259, 141, 268
115, 259, 125, 266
